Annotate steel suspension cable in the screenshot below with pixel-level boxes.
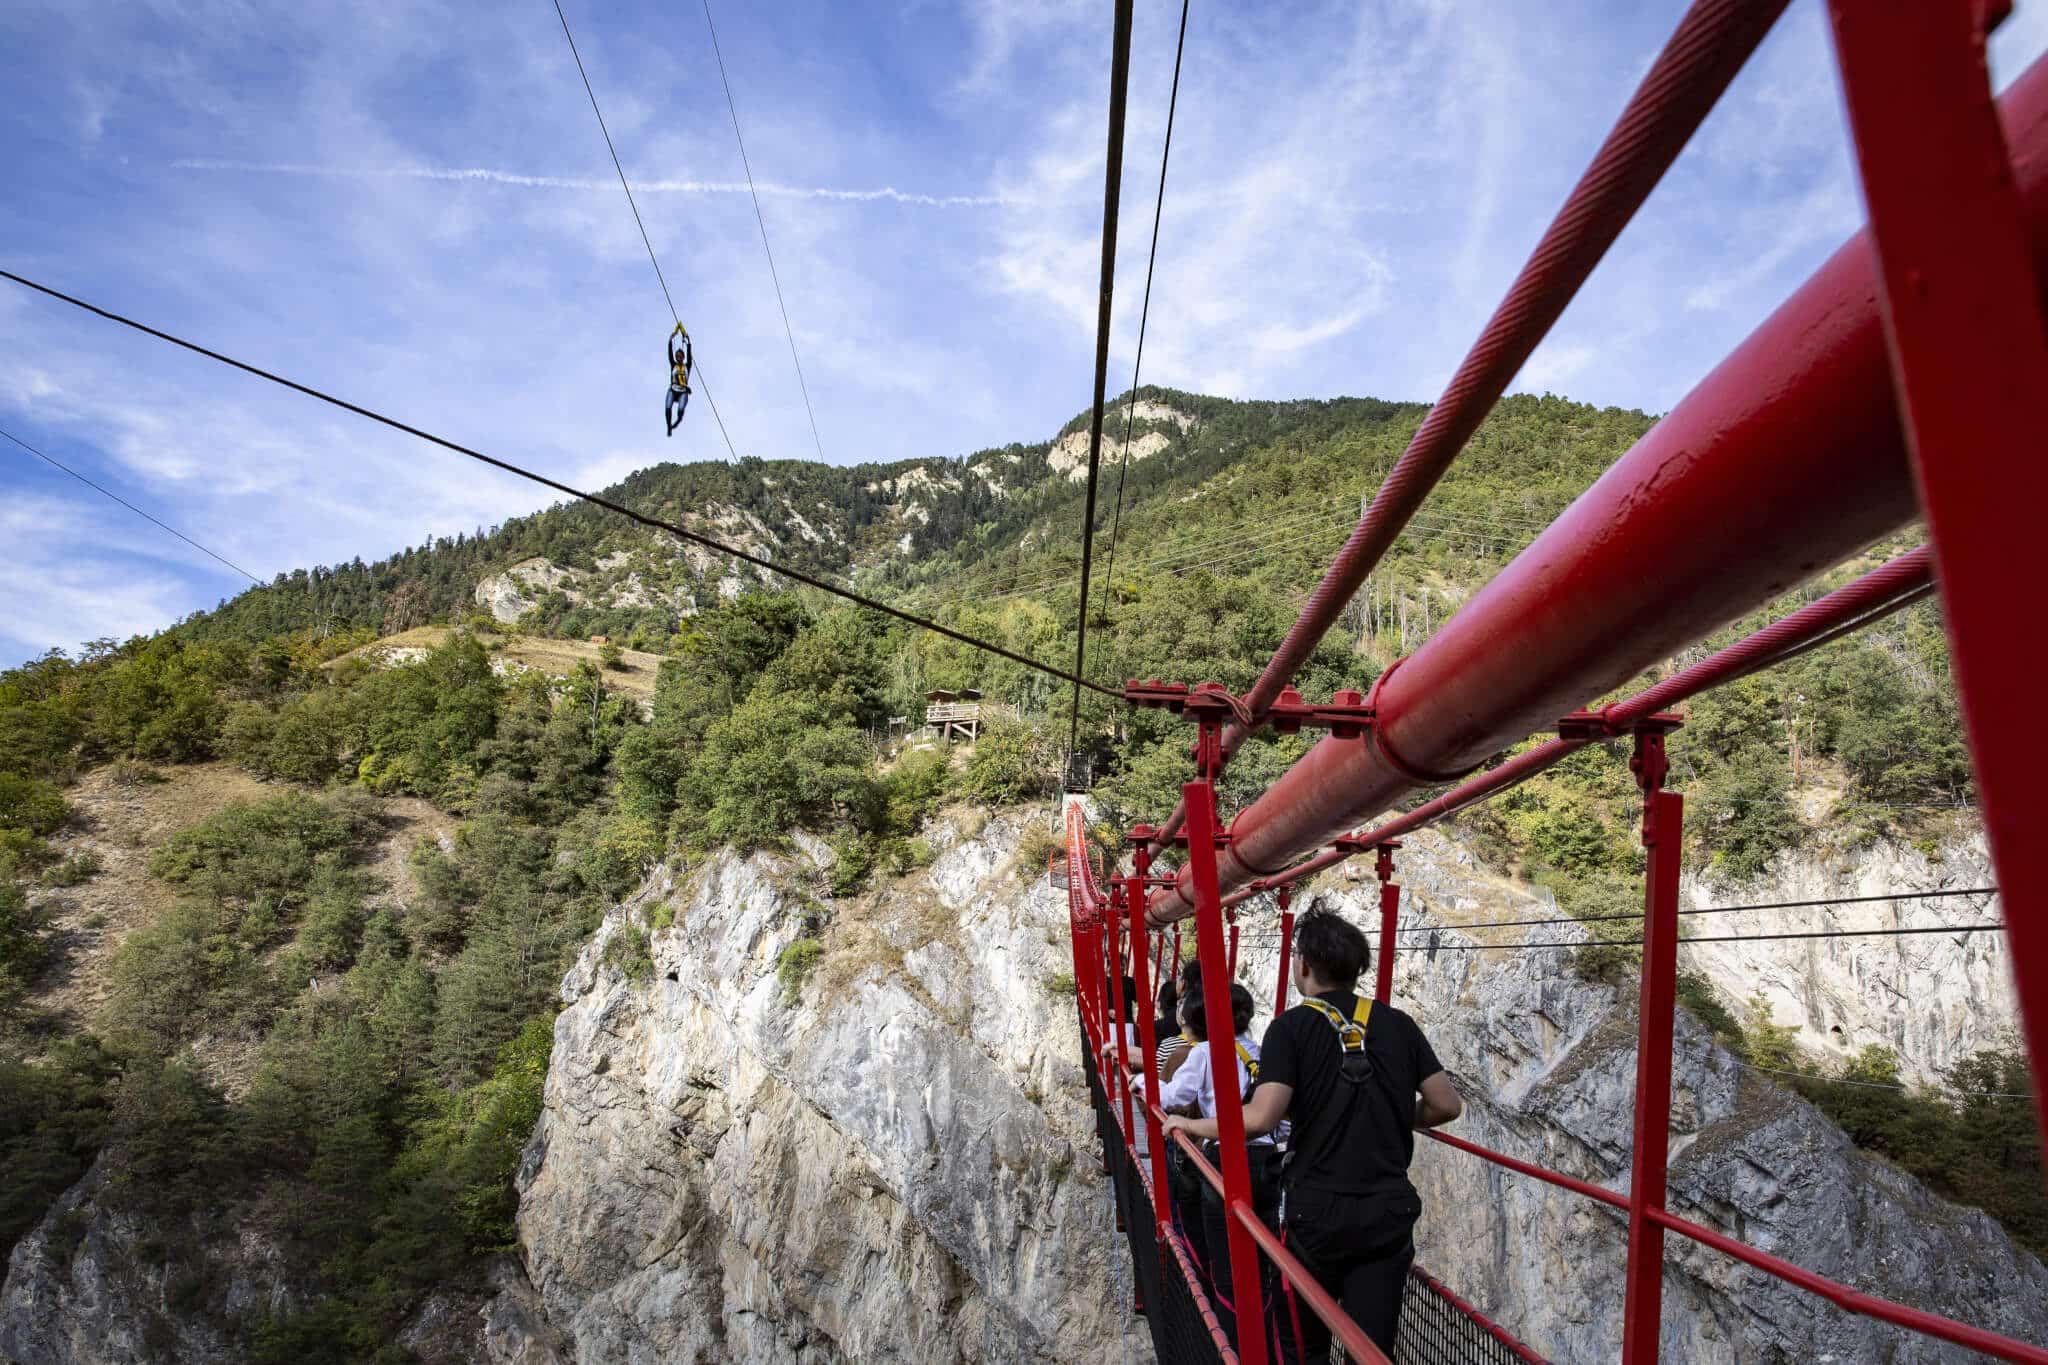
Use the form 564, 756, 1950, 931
1093, 0, 1191, 686
0, 268, 1123, 698
550, 0, 743, 464
1147, 0, 1792, 855
699, 0, 829, 464
1, 426, 263, 585
1067, 0, 1136, 754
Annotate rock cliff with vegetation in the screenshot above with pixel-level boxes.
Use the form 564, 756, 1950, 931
1, 388, 2033, 1360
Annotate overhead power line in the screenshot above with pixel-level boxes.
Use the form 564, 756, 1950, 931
1094, 0, 1192, 683
1, 426, 262, 584
700, 0, 829, 465
1068, 0, 1137, 754
0, 268, 1123, 698
549, 0, 743, 464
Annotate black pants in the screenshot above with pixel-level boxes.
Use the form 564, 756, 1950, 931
1198, 1143, 1282, 1350
1269, 1184, 1421, 1363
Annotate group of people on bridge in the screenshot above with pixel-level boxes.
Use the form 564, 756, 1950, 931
1114, 906, 1461, 1361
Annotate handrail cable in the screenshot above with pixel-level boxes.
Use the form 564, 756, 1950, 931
700, 0, 829, 464
0, 426, 262, 584
1093, 0, 1192, 686
0, 268, 1123, 698
549, 0, 743, 464
1067, 0, 1137, 753
1395, 885, 1999, 935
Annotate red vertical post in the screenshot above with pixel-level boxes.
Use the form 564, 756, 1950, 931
1172, 923, 1183, 979
1227, 906, 1240, 976
1622, 729, 1682, 1365
1185, 773, 1269, 1365
1825, 0, 2048, 1152
1127, 853, 1174, 1230
1274, 886, 1296, 1018
1374, 842, 1402, 1005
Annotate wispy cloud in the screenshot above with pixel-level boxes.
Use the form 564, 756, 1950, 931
169, 159, 1024, 208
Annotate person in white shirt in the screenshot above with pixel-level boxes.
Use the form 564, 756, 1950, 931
1159, 978, 1279, 1350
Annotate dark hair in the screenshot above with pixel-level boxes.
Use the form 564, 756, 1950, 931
1155, 975, 1179, 1025
1181, 980, 1257, 1043
1293, 906, 1369, 989
1121, 974, 1139, 1024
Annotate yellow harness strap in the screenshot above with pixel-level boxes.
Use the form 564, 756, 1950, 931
1235, 1040, 1259, 1080
1301, 996, 1373, 1054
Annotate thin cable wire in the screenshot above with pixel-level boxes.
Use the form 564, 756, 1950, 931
1068, 0, 1136, 755
2, 426, 264, 584
550, 0, 742, 463
0, 268, 1124, 698
1396, 885, 1999, 936
1740, 1062, 2032, 1101
1093, 0, 1191, 687
699, 0, 827, 465
1416, 922, 2004, 951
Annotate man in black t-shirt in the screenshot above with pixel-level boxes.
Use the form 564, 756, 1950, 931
1164, 906, 1460, 1361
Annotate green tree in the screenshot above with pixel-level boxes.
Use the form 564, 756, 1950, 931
677, 693, 875, 849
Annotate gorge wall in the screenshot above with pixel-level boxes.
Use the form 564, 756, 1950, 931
6, 808, 2037, 1363
504, 811, 1138, 1364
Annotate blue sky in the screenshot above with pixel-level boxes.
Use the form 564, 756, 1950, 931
3, 0, 2045, 667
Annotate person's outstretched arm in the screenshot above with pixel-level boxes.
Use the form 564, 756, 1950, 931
1416, 1071, 1461, 1128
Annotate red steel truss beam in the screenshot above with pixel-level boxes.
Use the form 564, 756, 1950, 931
1216, 547, 1934, 909
1148, 47, 2048, 924
1144, 0, 1791, 855
1825, 0, 2048, 1162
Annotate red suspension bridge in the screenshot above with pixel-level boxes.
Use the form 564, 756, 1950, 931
1062, 0, 2048, 1361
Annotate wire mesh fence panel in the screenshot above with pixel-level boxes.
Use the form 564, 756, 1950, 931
1396, 1268, 1549, 1365
1081, 1008, 1234, 1364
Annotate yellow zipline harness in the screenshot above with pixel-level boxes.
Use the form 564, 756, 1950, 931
1301, 995, 1374, 1083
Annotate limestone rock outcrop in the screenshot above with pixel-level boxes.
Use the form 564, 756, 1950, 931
507, 812, 1136, 1363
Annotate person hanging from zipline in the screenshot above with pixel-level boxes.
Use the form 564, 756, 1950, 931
665, 323, 693, 436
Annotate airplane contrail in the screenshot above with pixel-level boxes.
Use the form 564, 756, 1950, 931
170, 159, 1023, 208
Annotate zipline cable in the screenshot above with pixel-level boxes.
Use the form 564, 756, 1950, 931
549, 0, 743, 464
0, 268, 1124, 698
0, 426, 263, 584
1068, 0, 1136, 756
700, 0, 829, 465
1093, 0, 1191, 685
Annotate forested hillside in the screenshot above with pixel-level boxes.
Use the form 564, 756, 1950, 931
1, 388, 2027, 1360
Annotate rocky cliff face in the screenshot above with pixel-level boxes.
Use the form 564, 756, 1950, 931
1677, 834, 2006, 1086
505, 811, 1138, 1364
